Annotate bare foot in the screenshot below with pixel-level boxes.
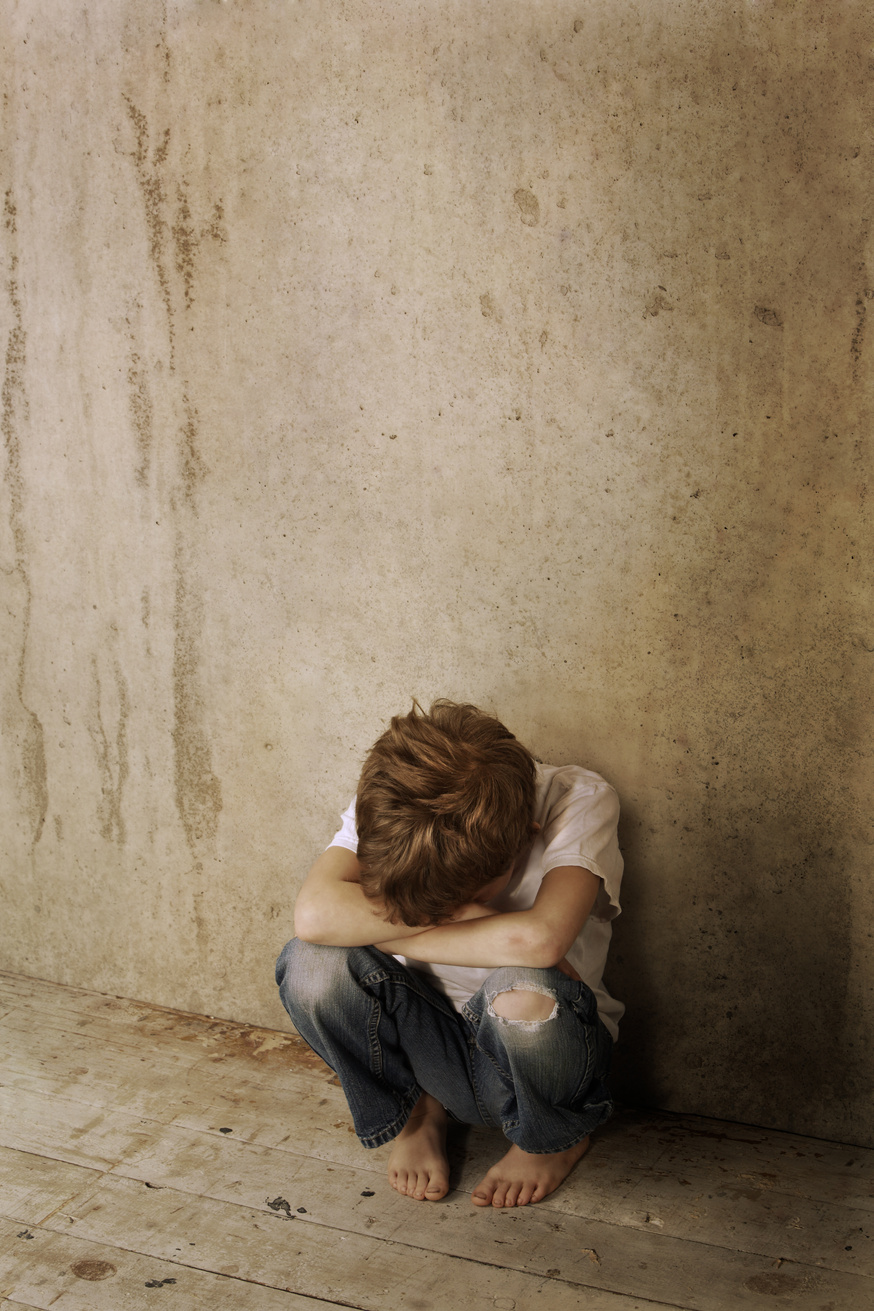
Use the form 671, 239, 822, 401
471, 1137, 590, 1208
387, 1092, 450, 1201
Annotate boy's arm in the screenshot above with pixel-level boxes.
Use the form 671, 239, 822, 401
373, 866, 600, 969
293, 846, 435, 947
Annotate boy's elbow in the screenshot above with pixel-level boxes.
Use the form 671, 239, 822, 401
510, 922, 565, 969
535, 936, 568, 969
292, 915, 314, 943
534, 921, 578, 969
293, 901, 327, 944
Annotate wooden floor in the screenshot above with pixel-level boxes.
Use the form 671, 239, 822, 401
0, 972, 871, 1311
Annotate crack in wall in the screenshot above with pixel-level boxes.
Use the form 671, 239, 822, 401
2, 187, 47, 852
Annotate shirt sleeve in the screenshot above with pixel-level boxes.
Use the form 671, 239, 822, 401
538, 767, 623, 921
328, 798, 359, 853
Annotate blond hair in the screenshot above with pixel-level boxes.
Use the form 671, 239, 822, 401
355, 700, 536, 926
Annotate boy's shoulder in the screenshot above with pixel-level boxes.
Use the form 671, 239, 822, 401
535, 761, 618, 804
535, 761, 614, 784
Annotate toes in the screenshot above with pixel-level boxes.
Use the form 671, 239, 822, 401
390, 1164, 448, 1201
400, 1168, 448, 1200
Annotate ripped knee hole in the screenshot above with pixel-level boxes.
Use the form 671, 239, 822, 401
488, 987, 557, 1024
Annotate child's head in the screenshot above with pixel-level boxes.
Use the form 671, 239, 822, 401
355, 699, 537, 927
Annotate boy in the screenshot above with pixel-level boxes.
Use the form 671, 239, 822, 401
275, 700, 623, 1208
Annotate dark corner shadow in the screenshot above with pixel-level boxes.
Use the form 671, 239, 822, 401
602, 798, 671, 1112
603, 792, 858, 1143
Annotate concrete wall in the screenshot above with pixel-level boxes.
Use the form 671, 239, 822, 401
1, 0, 871, 1145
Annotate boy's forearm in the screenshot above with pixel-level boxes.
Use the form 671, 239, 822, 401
294, 848, 429, 947
375, 908, 557, 969
375, 867, 600, 968
296, 857, 598, 968
295, 883, 432, 946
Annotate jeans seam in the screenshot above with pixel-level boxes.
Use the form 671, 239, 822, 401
465, 1032, 502, 1128
367, 997, 383, 1079
570, 1022, 594, 1103
361, 964, 460, 1019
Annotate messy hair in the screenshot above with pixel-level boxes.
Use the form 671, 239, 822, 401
355, 699, 537, 927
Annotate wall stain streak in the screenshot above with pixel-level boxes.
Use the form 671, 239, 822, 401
179, 393, 207, 503
2, 188, 48, 851
204, 199, 228, 245
120, 77, 222, 855
172, 185, 227, 312
850, 295, 865, 379
158, 0, 170, 85
173, 183, 196, 310
91, 655, 130, 846
172, 540, 222, 854
127, 349, 153, 487
172, 391, 220, 850
123, 96, 175, 366
172, 394, 219, 853
122, 63, 223, 862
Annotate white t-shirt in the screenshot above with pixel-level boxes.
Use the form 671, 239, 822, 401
328, 764, 625, 1040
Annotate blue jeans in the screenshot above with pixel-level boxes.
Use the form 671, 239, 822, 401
275, 939, 613, 1152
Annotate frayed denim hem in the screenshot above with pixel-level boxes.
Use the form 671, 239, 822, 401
357, 1084, 423, 1149
502, 1095, 614, 1155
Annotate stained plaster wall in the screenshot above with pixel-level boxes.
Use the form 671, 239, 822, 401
1, 0, 871, 1146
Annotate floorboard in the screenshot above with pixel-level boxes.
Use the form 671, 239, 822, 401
0, 970, 871, 1311
0, 1217, 340, 1310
